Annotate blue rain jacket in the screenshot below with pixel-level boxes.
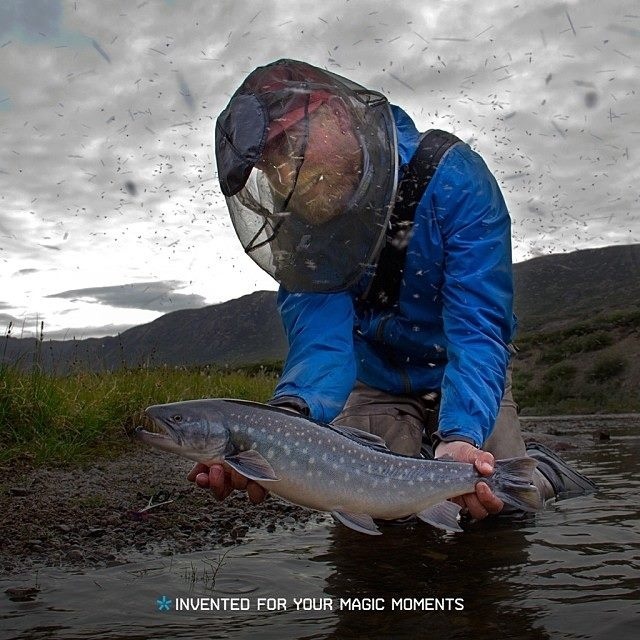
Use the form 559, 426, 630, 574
272, 106, 517, 447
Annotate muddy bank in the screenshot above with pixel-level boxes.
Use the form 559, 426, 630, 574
1, 415, 635, 576
0, 449, 324, 577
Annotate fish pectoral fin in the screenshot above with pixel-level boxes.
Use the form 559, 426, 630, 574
331, 511, 382, 536
416, 501, 464, 533
329, 425, 390, 451
224, 450, 279, 482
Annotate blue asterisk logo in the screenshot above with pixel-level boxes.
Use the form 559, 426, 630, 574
156, 595, 172, 611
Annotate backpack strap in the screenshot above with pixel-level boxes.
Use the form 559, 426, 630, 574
363, 129, 461, 310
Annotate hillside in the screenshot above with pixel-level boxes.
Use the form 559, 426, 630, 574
513, 244, 640, 332
2, 291, 287, 374
510, 244, 640, 413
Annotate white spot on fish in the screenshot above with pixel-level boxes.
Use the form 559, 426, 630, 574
309, 456, 315, 465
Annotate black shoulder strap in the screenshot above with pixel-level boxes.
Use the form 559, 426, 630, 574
363, 129, 461, 310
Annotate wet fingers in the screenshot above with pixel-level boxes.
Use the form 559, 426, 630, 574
462, 492, 489, 520
476, 481, 504, 514
247, 481, 268, 504
187, 462, 209, 482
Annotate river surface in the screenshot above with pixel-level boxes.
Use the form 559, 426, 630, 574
1, 417, 639, 640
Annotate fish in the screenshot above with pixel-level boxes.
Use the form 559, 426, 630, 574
136, 398, 542, 535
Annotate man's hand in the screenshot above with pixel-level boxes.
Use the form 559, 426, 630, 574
186, 462, 268, 504
434, 440, 504, 520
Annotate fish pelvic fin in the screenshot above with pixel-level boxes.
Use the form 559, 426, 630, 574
224, 450, 279, 482
332, 511, 382, 535
416, 501, 463, 533
488, 457, 543, 512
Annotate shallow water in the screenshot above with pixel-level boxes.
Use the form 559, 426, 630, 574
1, 417, 639, 640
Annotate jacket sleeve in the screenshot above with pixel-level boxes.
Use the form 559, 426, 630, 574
431, 145, 515, 447
271, 288, 357, 422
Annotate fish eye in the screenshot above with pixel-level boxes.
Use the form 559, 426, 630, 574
172, 414, 183, 423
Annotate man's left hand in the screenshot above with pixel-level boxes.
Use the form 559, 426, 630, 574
434, 440, 504, 520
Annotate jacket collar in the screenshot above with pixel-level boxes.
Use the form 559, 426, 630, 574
390, 105, 421, 167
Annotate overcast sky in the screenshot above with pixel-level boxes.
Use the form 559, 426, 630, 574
1, 0, 638, 339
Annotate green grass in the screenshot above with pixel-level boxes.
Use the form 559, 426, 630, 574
0, 362, 278, 466
587, 355, 628, 382
2, 307, 639, 465
517, 308, 640, 351
512, 308, 640, 415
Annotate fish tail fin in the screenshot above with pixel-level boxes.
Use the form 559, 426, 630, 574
488, 457, 543, 512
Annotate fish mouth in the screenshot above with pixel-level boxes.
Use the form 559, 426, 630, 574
135, 410, 183, 451
134, 426, 175, 447
134, 425, 186, 457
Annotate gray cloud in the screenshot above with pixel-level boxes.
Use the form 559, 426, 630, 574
0, 0, 63, 41
0, 314, 17, 330
48, 280, 206, 312
41, 323, 141, 340
0, 0, 638, 337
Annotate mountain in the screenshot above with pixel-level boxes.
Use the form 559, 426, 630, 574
2, 244, 639, 376
513, 244, 640, 332
2, 290, 287, 374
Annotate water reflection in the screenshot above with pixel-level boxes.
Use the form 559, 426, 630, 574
316, 516, 549, 640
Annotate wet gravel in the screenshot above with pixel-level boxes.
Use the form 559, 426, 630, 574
0, 449, 321, 576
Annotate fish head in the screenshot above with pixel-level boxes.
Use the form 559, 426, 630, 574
136, 399, 233, 464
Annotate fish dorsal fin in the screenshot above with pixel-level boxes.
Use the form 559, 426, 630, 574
222, 399, 390, 451
416, 501, 463, 533
223, 398, 307, 417
224, 450, 280, 482
332, 511, 382, 535
329, 425, 391, 451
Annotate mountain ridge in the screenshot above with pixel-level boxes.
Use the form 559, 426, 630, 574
3, 244, 639, 375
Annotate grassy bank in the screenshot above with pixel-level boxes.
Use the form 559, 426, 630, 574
2, 308, 638, 466
0, 362, 278, 466
513, 309, 640, 415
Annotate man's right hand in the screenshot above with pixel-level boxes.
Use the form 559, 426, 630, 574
187, 462, 268, 504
